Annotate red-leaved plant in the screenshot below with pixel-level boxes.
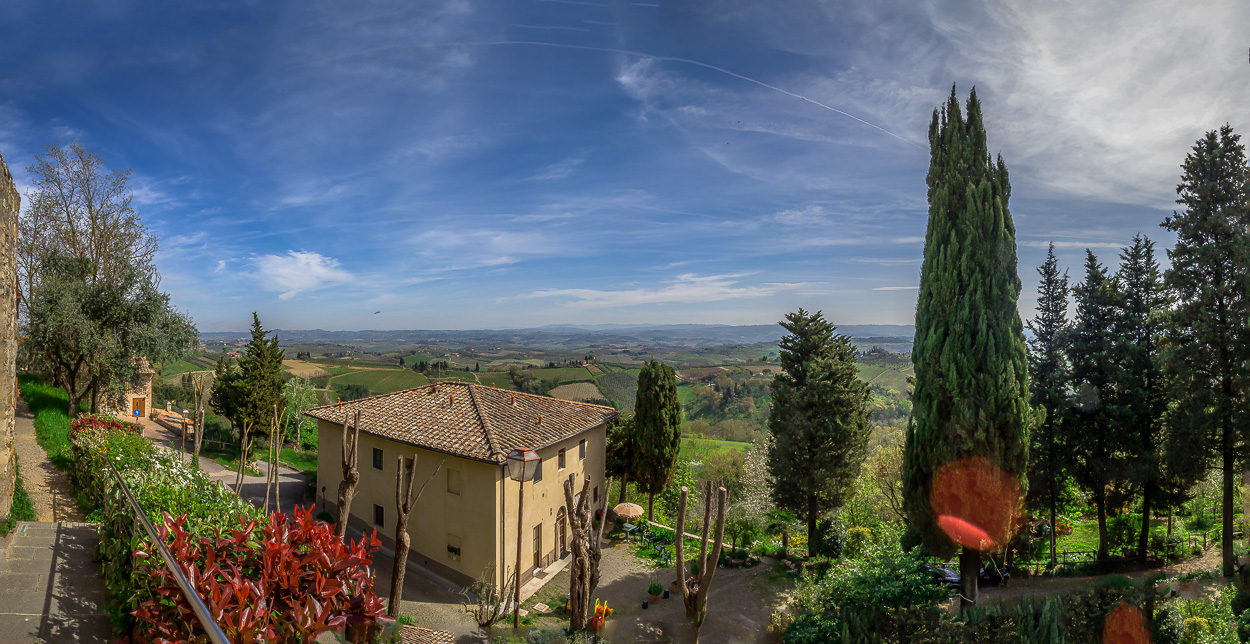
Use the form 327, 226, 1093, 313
131, 505, 389, 643
70, 414, 143, 442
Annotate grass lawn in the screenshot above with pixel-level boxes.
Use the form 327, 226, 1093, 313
679, 437, 750, 459
0, 456, 37, 535
17, 374, 80, 470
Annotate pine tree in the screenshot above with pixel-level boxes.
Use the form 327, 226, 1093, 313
902, 87, 1031, 606
1161, 125, 1250, 578
1068, 250, 1130, 561
1114, 235, 1167, 556
1025, 243, 1070, 567
230, 313, 286, 491
767, 309, 871, 557
605, 414, 641, 504
634, 359, 682, 520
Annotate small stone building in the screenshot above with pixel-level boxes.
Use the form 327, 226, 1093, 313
0, 153, 18, 519
103, 358, 156, 419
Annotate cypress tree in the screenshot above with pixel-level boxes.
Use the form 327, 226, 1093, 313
1113, 235, 1167, 556
767, 309, 871, 557
634, 359, 682, 520
902, 87, 1031, 607
1161, 125, 1250, 578
1025, 243, 1070, 568
1067, 250, 1130, 561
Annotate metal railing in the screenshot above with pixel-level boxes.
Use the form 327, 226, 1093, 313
101, 457, 232, 644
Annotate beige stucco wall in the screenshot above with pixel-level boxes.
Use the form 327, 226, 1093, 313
498, 422, 607, 588
314, 416, 608, 591
0, 152, 17, 520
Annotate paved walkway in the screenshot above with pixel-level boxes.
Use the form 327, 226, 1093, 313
0, 521, 111, 643
13, 400, 83, 522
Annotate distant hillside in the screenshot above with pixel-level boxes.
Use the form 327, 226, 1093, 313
199, 323, 915, 350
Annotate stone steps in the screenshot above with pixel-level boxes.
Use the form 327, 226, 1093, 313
0, 521, 112, 643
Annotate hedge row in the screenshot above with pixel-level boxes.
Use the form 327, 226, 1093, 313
70, 414, 392, 642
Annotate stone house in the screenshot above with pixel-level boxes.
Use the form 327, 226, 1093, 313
103, 358, 155, 419
307, 382, 616, 589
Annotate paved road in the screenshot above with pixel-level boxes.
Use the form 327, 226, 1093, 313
138, 418, 313, 515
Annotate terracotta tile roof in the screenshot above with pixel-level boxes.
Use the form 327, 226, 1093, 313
399, 625, 455, 644
304, 382, 617, 463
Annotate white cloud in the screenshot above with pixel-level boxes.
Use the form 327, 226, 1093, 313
214, 260, 226, 273
1019, 240, 1124, 249
873, 285, 919, 291
528, 157, 585, 181
521, 273, 794, 307
253, 250, 352, 300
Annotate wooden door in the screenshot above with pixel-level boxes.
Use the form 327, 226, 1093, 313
533, 524, 542, 569
556, 508, 566, 554
133, 397, 145, 418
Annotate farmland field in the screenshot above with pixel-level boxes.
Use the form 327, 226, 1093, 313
550, 381, 604, 402
283, 360, 330, 379
329, 369, 430, 394
679, 437, 750, 459
596, 371, 638, 412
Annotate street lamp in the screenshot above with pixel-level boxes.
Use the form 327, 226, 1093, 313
505, 447, 539, 629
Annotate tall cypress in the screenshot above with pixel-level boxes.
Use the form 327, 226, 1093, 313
1161, 125, 1250, 578
634, 359, 682, 521
1025, 243, 1070, 568
1068, 250, 1130, 561
1114, 235, 1167, 556
903, 87, 1031, 606
766, 309, 872, 556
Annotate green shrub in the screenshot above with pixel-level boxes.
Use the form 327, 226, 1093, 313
844, 526, 872, 559
812, 516, 846, 558
1107, 514, 1139, 550
0, 456, 37, 535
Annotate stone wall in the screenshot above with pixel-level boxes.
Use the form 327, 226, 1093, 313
0, 152, 17, 519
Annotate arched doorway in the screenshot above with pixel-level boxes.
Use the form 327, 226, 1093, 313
556, 506, 567, 556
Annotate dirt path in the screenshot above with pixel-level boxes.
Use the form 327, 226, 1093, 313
13, 398, 84, 522
978, 547, 1226, 604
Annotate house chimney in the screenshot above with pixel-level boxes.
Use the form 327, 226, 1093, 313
538, 414, 543, 425
511, 394, 516, 406
450, 393, 455, 405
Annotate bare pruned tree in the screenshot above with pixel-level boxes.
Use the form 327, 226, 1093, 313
674, 482, 727, 641
389, 454, 443, 616
336, 409, 363, 538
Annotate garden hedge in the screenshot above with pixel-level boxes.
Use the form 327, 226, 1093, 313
70, 414, 390, 642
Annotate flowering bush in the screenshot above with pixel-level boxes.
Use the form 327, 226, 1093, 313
70, 413, 142, 443
132, 507, 388, 643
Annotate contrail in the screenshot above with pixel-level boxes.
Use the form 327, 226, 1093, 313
450, 40, 925, 150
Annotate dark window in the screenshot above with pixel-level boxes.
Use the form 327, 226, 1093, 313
534, 457, 543, 483
593, 486, 598, 503
372, 448, 383, 470
373, 504, 384, 527
558, 448, 566, 470
579, 439, 586, 460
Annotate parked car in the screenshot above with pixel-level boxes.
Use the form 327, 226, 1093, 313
923, 563, 961, 591
979, 561, 1013, 586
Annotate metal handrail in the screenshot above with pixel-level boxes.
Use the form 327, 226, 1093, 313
100, 456, 232, 644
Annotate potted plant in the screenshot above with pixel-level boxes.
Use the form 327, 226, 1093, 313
648, 582, 664, 602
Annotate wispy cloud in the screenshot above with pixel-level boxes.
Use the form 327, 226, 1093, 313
528, 156, 584, 180
521, 273, 794, 307
1019, 241, 1125, 249
254, 250, 353, 300
873, 285, 919, 291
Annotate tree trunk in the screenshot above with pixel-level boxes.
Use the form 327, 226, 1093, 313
959, 546, 979, 609
1139, 481, 1153, 557
647, 491, 655, 522
618, 471, 628, 504
1049, 491, 1057, 568
1224, 420, 1234, 578
806, 495, 817, 557
389, 453, 440, 617
336, 410, 363, 538
1095, 493, 1109, 561
564, 473, 594, 631
781, 526, 789, 560
89, 383, 99, 414
1166, 509, 1173, 558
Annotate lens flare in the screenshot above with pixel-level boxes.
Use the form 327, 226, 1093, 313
1102, 602, 1150, 644
929, 456, 1022, 550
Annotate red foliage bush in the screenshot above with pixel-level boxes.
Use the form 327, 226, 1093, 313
70, 414, 143, 442
131, 505, 388, 643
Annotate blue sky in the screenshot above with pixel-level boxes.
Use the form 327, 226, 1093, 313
2, 0, 1247, 332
